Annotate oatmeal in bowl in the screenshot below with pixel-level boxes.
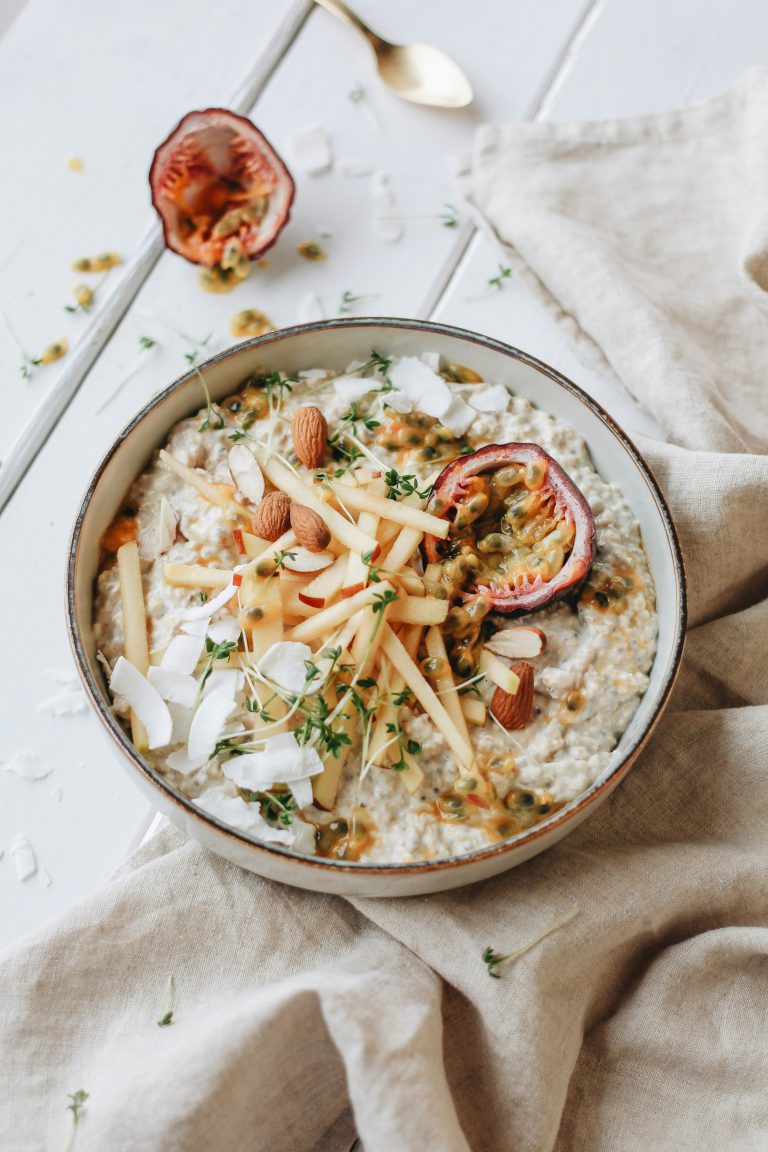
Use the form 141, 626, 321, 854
68, 320, 685, 894
90, 339, 661, 869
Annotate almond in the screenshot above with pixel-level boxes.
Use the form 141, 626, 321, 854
484, 627, 546, 660
491, 661, 535, 730
292, 406, 328, 469
251, 491, 292, 541
290, 503, 331, 552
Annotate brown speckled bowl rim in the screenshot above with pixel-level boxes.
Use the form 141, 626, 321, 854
67, 318, 687, 878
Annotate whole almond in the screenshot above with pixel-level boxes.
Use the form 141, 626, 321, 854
290, 503, 331, 552
491, 661, 535, 730
292, 406, 327, 469
251, 491, 292, 541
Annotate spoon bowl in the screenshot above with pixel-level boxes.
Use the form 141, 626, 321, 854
315, 0, 473, 109
373, 40, 473, 108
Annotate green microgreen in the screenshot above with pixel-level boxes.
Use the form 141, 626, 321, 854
64, 1090, 89, 1151
199, 637, 236, 687
361, 549, 383, 584
196, 367, 224, 432
338, 290, 379, 315
372, 588, 399, 614
157, 1010, 174, 1027
198, 591, 208, 604
382, 468, 432, 501
488, 264, 513, 291
330, 402, 380, 444
385, 719, 421, 772
481, 906, 580, 978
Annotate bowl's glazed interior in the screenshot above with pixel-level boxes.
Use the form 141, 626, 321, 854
67, 319, 685, 895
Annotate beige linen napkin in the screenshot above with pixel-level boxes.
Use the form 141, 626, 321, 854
3, 71, 768, 1152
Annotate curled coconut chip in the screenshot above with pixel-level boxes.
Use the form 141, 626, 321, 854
194, 786, 296, 844
333, 375, 380, 404
468, 385, 509, 414
2, 751, 52, 780
388, 357, 474, 437
11, 833, 37, 881
187, 690, 237, 761
206, 618, 241, 646
147, 667, 199, 708
179, 580, 238, 622
222, 732, 323, 790
228, 444, 265, 505
258, 640, 315, 694
161, 633, 205, 674
202, 669, 243, 700
290, 125, 333, 175
110, 657, 173, 750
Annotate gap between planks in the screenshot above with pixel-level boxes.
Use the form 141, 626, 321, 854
0, 0, 313, 516
420, 0, 602, 321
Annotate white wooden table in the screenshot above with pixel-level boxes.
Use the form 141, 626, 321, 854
1, 0, 765, 949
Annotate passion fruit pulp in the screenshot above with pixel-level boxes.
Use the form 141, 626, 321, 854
423, 442, 595, 614
149, 108, 294, 267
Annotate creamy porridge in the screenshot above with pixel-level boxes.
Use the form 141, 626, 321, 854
94, 352, 657, 863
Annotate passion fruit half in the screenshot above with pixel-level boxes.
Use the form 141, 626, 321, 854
423, 443, 595, 613
149, 108, 294, 266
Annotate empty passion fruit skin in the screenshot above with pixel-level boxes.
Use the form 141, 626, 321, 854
423, 443, 596, 614
149, 108, 295, 266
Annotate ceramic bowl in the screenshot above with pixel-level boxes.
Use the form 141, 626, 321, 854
67, 319, 686, 896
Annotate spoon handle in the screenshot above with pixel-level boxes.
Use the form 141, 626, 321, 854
313, 0, 381, 46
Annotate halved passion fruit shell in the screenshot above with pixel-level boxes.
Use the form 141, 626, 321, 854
423, 443, 595, 613
149, 109, 294, 266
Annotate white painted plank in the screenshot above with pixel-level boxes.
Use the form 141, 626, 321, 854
0, 0, 309, 509
0, 0, 591, 944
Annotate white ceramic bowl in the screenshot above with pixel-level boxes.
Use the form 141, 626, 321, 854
67, 319, 686, 896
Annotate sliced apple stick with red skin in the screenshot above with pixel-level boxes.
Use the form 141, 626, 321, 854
298, 553, 348, 609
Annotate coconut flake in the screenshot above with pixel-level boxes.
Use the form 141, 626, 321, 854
436, 395, 475, 437
389, 356, 446, 406
40, 867, 53, 887
147, 667, 199, 708
299, 367, 328, 381
468, 384, 509, 413
333, 375, 379, 404
139, 497, 177, 560
258, 641, 314, 694
161, 633, 205, 674
2, 751, 52, 780
206, 618, 241, 646
371, 170, 403, 243
340, 158, 374, 177
290, 776, 314, 810
228, 445, 265, 505
37, 689, 88, 716
109, 657, 173, 750
11, 833, 37, 881
202, 669, 243, 700
167, 703, 193, 745
187, 690, 237, 761
298, 293, 325, 324
290, 125, 333, 175
290, 820, 317, 854
193, 786, 296, 844
179, 581, 237, 622
420, 352, 441, 372
222, 732, 323, 789
383, 391, 413, 414
165, 747, 208, 775
181, 618, 209, 638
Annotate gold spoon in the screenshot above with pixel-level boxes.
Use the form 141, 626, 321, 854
314, 0, 473, 109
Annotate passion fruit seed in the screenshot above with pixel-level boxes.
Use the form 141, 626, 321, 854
73, 284, 94, 309
198, 266, 240, 294
40, 340, 68, 365
297, 240, 326, 261
221, 239, 251, 281
230, 309, 274, 339
420, 656, 449, 677
71, 252, 122, 273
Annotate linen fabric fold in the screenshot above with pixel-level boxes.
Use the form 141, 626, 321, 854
3, 70, 768, 1152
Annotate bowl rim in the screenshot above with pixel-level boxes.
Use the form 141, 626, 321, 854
67, 317, 687, 877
